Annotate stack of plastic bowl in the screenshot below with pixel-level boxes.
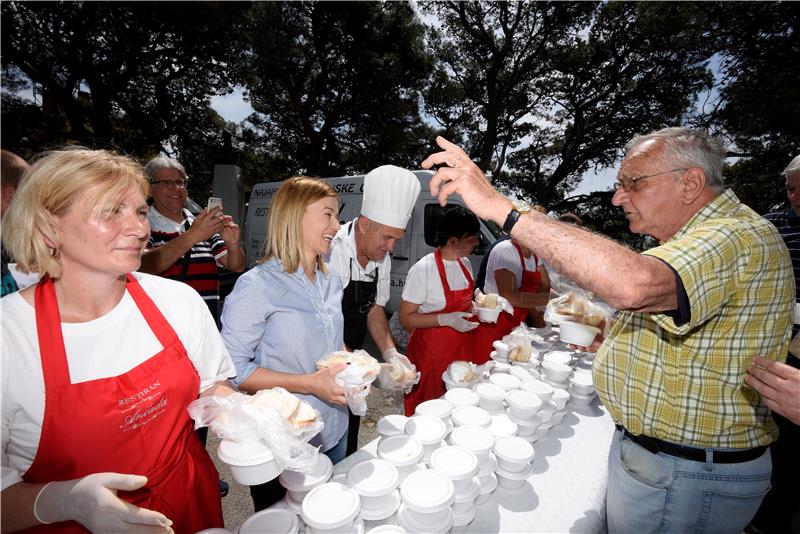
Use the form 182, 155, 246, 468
473, 382, 506, 413
493, 435, 535, 490
238, 508, 300, 534
542, 350, 573, 366
541, 360, 573, 389
346, 459, 401, 522
520, 378, 554, 404
404, 415, 447, 465
377, 414, 409, 445
217, 439, 281, 486
489, 359, 512, 374
300, 482, 362, 534
415, 398, 454, 434
429, 446, 480, 528
444, 387, 480, 408
376, 435, 424, 483
508, 365, 537, 382
279, 453, 334, 514
569, 369, 597, 406
397, 469, 455, 534
451, 405, 491, 428
448, 425, 494, 468
477, 306, 502, 323
488, 372, 521, 392
505, 389, 543, 441
487, 412, 518, 438
548, 388, 571, 426
492, 340, 510, 360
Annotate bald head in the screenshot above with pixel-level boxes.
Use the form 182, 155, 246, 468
1, 149, 30, 215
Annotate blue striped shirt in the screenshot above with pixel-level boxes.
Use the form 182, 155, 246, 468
765, 207, 800, 327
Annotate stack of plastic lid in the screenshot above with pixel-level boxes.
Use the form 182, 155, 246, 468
376, 434, 424, 483
429, 446, 480, 528
404, 415, 447, 465
301, 482, 362, 534
377, 414, 409, 444
217, 439, 281, 486
397, 469, 455, 534
444, 387, 480, 408
493, 435, 535, 490
487, 412, 518, 438
346, 459, 401, 522
473, 382, 506, 413
415, 398, 454, 434
238, 508, 300, 534
451, 405, 491, 428
278, 453, 333, 514
448, 424, 495, 504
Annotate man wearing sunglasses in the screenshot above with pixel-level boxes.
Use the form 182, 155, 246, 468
422, 128, 794, 533
328, 165, 421, 456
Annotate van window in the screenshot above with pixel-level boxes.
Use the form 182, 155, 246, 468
423, 203, 489, 254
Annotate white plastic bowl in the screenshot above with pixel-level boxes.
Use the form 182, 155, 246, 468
405, 415, 447, 463
492, 340, 510, 360
570, 371, 596, 395
487, 413, 518, 437
489, 372, 521, 391
453, 476, 480, 505
400, 469, 455, 514
429, 446, 479, 493
346, 458, 400, 501
559, 320, 601, 346
569, 389, 597, 406
239, 508, 299, 534
415, 398, 453, 421
397, 502, 453, 534
377, 414, 409, 440
495, 463, 532, 490
551, 388, 570, 410
477, 306, 501, 323
279, 451, 333, 494
493, 435, 535, 472
543, 350, 573, 365
520, 378, 554, 402
301, 482, 361, 533
445, 387, 480, 408
377, 434, 424, 467
505, 389, 543, 420
473, 382, 507, 412
217, 439, 281, 486
489, 359, 512, 374
508, 365, 534, 382
448, 424, 495, 463
477, 452, 497, 477
542, 360, 573, 383
450, 405, 491, 428
442, 370, 470, 390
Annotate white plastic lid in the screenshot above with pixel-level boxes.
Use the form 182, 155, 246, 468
508, 366, 534, 381
444, 387, 480, 407
449, 425, 494, 455
571, 370, 594, 387
494, 435, 535, 464
377, 414, 409, 437
279, 452, 333, 492
429, 446, 479, 481
506, 389, 543, 411
474, 381, 507, 401
217, 439, 275, 466
451, 405, 491, 427
520, 378, 554, 398
301, 482, 361, 530
365, 523, 408, 534
346, 459, 400, 497
239, 507, 299, 534
415, 398, 454, 420
543, 360, 572, 374
377, 434, 424, 467
543, 350, 573, 365
404, 415, 447, 445
489, 372, 521, 390
400, 469, 455, 513
488, 413, 518, 437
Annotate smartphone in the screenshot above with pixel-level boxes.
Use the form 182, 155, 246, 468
207, 197, 223, 211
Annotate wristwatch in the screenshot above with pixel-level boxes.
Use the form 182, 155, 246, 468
502, 199, 531, 235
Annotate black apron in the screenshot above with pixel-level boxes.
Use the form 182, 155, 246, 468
341, 222, 379, 350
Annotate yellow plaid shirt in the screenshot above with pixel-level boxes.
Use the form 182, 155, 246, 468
594, 190, 795, 448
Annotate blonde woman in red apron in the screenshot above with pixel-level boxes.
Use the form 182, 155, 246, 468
473, 239, 551, 361
1, 148, 236, 533
399, 206, 481, 415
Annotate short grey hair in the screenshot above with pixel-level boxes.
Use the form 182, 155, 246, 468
144, 155, 188, 182
626, 127, 727, 191
781, 155, 800, 178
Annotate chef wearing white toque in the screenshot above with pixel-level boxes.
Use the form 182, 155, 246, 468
328, 164, 421, 456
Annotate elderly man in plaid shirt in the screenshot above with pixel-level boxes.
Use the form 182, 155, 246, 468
421, 127, 794, 533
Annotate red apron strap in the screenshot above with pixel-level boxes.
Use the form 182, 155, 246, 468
125, 274, 180, 349
434, 248, 451, 294
34, 277, 72, 389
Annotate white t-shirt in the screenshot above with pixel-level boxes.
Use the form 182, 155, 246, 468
1, 272, 236, 490
483, 240, 539, 295
402, 252, 473, 313
327, 218, 391, 307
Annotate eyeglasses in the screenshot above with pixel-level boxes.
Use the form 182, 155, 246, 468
613, 168, 689, 193
151, 179, 187, 189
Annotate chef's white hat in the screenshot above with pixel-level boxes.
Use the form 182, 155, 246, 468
360, 165, 421, 229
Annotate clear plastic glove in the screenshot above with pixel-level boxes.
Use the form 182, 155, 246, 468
374, 363, 405, 391
437, 311, 479, 333
34, 473, 173, 533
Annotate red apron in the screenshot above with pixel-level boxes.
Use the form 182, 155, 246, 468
472, 242, 542, 361
22, 274, 223, 534
404, 249, 475, 415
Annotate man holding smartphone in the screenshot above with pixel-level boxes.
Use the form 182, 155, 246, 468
140, 156, 245, 329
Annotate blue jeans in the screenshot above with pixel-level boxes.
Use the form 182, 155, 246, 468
324, 431, 348, 465
607, 429, 772, 534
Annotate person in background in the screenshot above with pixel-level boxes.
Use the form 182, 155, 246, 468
221, 177, 350, 511
140, 156, 245, 329
1, 147, 236, 533
1, 149, 30, 296
328, 164, 421, 456
400, 205, 481, 414
422, 129, 793, 533
745, 154, 800, 534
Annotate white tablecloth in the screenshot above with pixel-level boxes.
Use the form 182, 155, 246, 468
334, 398, 615, 533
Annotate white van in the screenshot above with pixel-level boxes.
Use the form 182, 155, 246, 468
244, 170, 502, 313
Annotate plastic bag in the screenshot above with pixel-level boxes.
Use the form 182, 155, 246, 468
187, 389, 323, 471
544, 290, 613, 336
473, 288, 515, 315
389, 356, 420, 394
318, 350, 381, 417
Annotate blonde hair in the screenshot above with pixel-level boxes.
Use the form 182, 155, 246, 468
259, 176, 338, 274
3, 147, 149, 279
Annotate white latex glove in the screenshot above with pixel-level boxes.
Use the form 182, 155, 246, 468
374, 363, 405, 391
381, 347, 413, 369
34, 473, 173, 533
438, 311, 479, 333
